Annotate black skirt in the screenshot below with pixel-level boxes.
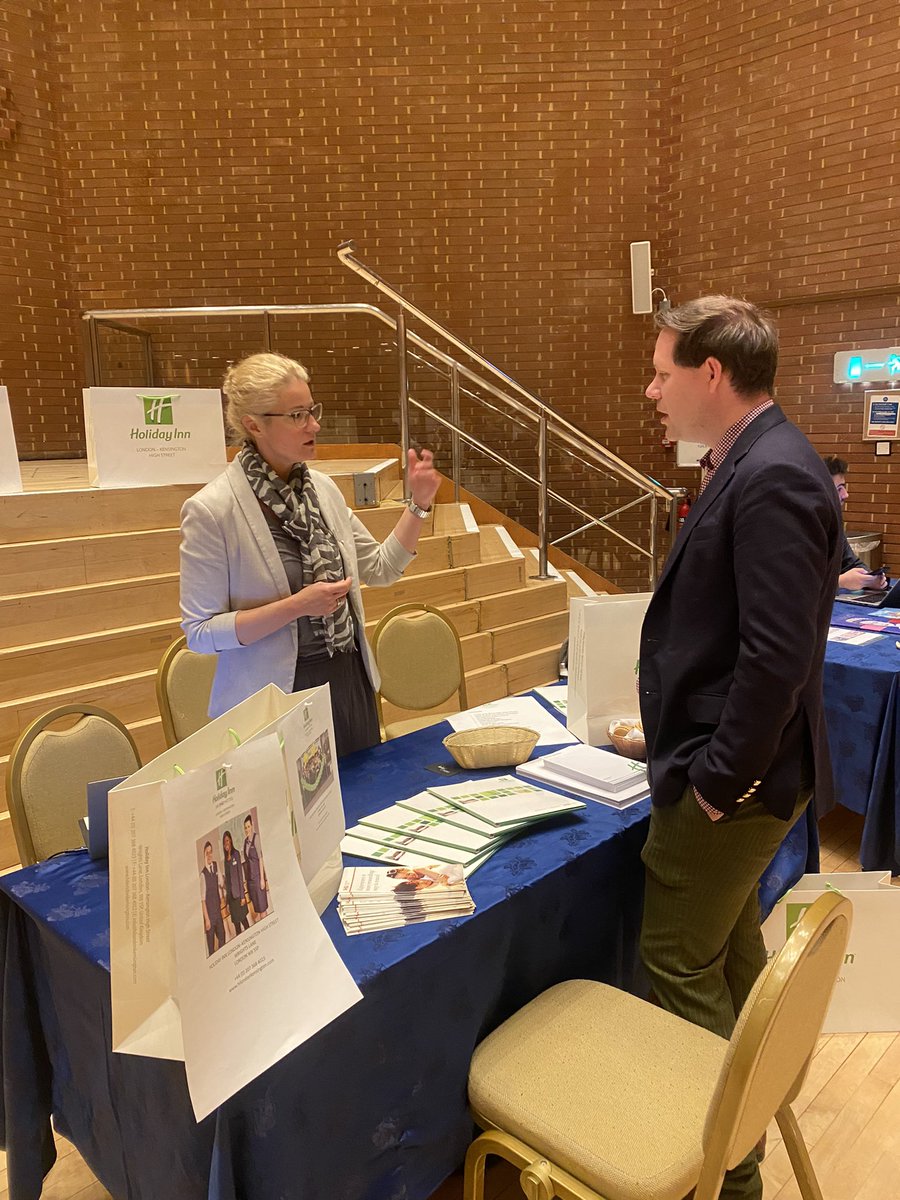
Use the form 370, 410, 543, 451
292, 644, 380, 757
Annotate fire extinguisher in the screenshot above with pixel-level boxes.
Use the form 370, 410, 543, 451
677, 492, 692, 530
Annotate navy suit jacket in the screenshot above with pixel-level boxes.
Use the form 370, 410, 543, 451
638, 405, 843, 820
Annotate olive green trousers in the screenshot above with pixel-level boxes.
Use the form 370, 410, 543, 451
641, 785, 811, 1200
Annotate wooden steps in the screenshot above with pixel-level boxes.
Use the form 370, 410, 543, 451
0, 574, 180, 649
0, 453, 577, 871
313, 457, 399, 506
0, 621, 181, 703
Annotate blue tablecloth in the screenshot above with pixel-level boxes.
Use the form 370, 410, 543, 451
0, 713, 649, 1200
757, 614, 900, 913
824, 610, 900, 873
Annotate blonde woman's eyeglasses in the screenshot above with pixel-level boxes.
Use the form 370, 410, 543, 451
261, 403, 323, 427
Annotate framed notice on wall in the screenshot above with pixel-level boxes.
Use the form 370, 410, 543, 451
863, 392, 900, 441
83, 388, 227, 487
0, 386, 23, 494
676, 440, 708, 468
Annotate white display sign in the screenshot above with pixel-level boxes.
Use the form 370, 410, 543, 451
0, 386, 23, 494
83, 387, 227, 487
676, 440, 707, 468
762, 872, 900, 1033
109, 683, 350, 1074
164, 733, 361, 1120
566, 593, 651, 746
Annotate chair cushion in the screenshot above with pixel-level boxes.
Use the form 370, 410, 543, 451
168, 649, 216, 741
469, 979, 728, 1200
20, 717, 139, 861
376, 612, 462, 710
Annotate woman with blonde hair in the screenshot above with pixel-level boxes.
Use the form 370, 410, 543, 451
179, 352, 440, 755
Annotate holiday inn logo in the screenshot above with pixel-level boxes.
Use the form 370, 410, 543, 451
216, 767, 227, 790
130, 392, 191, 441
139, 393, 177, 425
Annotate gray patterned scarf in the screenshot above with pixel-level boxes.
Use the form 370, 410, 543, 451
238, 444, 354, 656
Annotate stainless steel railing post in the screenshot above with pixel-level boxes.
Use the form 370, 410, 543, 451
449, 364, 461, 501
397, 308, 411, 496
649, 495, 658, 589
535, 413, 551, 580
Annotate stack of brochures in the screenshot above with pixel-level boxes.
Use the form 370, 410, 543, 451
516, 744, 650, 808
337, 864, 475, 935
341, 780, 586, 874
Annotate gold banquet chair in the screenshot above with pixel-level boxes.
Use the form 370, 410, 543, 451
8, 704, 141, 867
371, 602, 468, 739
156, 634, 217, 747
465, 891, 852, 1200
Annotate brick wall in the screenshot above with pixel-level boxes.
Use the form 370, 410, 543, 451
4, 0, 899, 578
0, 0, 80, 455
661, 0, 900, 572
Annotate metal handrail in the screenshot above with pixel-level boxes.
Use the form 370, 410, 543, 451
337, 242, 672, 505
336, 244, 676, 584
82, 281, 681, 587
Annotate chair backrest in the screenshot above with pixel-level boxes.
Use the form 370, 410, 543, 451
697, 891, 853, 1196
8, 704, 141, 866
371, 603, 468, 726
156, 634, 217, 747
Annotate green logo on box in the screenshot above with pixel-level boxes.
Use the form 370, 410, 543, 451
138, 393, 177, 426
785, 902, 811, 938
216, 767, 227, 790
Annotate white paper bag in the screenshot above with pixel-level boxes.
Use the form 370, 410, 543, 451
83, 386, 226, 487
109, 684, 345, 1062
163, 733, 361, 1120
0, 386, 23, 494
762, 872, 900, 1033
566, 593, 651, 746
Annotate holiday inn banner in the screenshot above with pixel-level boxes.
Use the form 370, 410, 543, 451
83, 387, 227, 487
0, 386, 23, 494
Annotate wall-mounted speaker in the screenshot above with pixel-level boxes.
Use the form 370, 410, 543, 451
629, 241, 653, 314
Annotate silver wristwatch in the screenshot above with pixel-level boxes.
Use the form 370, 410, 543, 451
404, 497, 432, 519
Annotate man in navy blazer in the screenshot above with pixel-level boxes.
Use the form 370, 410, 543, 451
638, 297, 842, 1199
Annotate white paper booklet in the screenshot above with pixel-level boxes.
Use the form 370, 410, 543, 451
447, 696, 577, 747
396, 790, 508, 833
516, 759, 650, 808
344, 823, 484, 866
162, 733, 362, 1121
341, 835, 448, 869
340, 834, 499, 878
426, 775, 586, 827
338, 865, 475, 935
358, 803, 501, 852
826, 627, 882, 646
536, 744, 646, 792
535, 684, 568, 715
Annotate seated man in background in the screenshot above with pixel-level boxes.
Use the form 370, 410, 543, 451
823, 454, 888, 592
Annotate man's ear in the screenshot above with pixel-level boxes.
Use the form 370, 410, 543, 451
705, 357, 725, 390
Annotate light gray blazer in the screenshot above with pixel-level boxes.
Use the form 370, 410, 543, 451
179, 459, 414, 718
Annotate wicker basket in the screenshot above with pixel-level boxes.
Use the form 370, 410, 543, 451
607, 718, 646, 761
442, 726, 540, 770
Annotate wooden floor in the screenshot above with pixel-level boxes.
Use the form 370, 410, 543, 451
1, 805, 896, 1200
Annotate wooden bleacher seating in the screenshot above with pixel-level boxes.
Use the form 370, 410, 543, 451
0, 451, 610, 872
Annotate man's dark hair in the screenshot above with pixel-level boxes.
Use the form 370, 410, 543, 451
203, 841, 212, 852
654, 295, 778, 397
823, 454, 848, 476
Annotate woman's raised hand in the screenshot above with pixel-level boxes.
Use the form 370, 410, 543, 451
407, 448, 440, 509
